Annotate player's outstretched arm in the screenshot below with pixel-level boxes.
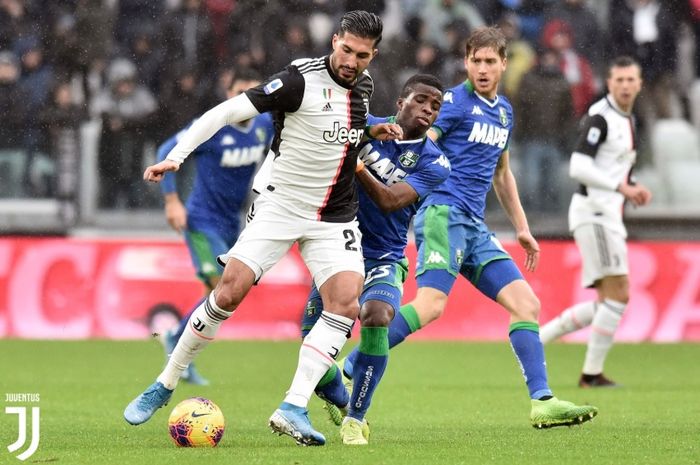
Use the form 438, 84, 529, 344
144, 159, 180, 183
355, 161, 418, 213
165, 94, 260, 165
492, 150, 539, 271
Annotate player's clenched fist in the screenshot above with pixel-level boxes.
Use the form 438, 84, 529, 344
144, 159, 180, 183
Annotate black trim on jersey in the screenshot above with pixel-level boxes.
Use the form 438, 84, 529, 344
574, 114, 608, 157
318, 71, 374, 223
245, 65, 307, 160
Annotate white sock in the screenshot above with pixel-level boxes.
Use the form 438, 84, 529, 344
283, 311, 354, 408
540, 301, 597, 343
583, 299, 626, 375
157, 292, 232, 390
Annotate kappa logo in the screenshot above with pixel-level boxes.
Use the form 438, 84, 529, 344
426, 251, 447, 264
443, 92, 454, 104
431, 154, 451, 169
5, 393, 41, 461
471, 105, 484, 115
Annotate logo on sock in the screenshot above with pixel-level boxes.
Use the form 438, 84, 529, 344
327, 346, 339, 359
192, 318, 206, 332
354, 366, 374, 409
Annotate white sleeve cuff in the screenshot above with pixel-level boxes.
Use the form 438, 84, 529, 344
166, 94, 260, 164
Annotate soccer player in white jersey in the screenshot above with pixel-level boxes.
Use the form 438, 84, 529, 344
540, 56, 652, 387
123, 10, 401, 446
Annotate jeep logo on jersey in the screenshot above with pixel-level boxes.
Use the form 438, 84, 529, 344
467, 122, 509, 149
499, 107, 508, 127
323, 121, 364, 147
398, 150, 418, 168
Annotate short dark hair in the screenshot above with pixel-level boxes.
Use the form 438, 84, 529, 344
232, 67, 262, 85
465, 26, 507, 59
400, 74, 444, 99
607, 55, 641, 77
338, 10, 383, 47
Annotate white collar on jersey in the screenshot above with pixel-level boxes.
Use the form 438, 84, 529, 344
606, 93, 632, 117
395, 137, 425, 145
475, 92, 499, 108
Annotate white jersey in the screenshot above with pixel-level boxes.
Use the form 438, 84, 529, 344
245, 56, 374, 222
568, 95, 637, 237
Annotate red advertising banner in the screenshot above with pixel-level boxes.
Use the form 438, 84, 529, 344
0, 237, 698, 341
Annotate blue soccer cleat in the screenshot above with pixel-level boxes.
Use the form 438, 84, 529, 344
124, 381, 173, 425
268, 402, 326, 446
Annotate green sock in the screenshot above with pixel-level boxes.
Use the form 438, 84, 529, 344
316, 361, 338, 388
359, 326, 389, 355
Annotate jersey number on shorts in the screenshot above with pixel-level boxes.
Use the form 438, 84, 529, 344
364, 265, 391, 285
343, 229, 358, 251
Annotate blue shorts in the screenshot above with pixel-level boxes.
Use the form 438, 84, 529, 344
184, 221, 239, 283
360, 257, 409, 311
414, 204, 523, 300
300, 257, 409, 337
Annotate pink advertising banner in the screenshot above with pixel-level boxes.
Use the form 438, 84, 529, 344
0, 237, 698, 341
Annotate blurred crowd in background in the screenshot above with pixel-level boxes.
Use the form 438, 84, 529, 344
1, 0, 700, 228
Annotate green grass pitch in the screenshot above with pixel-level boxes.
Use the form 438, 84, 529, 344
1, 339, 698, 464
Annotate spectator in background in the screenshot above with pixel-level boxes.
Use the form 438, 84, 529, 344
160, 0, 216, 85
609, 0, 678, 121
420, 0, 484, 51
114, 0, 164, 49
498, 12, 536, 99
90, 58, 157, 209
158, 63, 206, 141
15, 35, 54, 195
545, 0, 604, 70
0, 50, 29, 197
127, 26, 165, 95
541, 19, 597, 117
75, 0, 114, 104
0, 0, 33, 50
513, 47, 575, 213
39, 80, 87, 222
264, 16, 317, 75
441, 18, 472, 86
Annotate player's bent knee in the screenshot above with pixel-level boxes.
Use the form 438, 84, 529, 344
360, 302, 394, 327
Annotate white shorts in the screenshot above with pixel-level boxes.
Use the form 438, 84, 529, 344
219, 195, 364, 288
573, 223, 628, 288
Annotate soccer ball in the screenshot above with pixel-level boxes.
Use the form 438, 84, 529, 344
167, 397, 225, 447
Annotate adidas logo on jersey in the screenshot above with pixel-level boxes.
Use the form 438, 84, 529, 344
426, 251, 447, 264
322, 102, 333, 112
471, 105, 484, 115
